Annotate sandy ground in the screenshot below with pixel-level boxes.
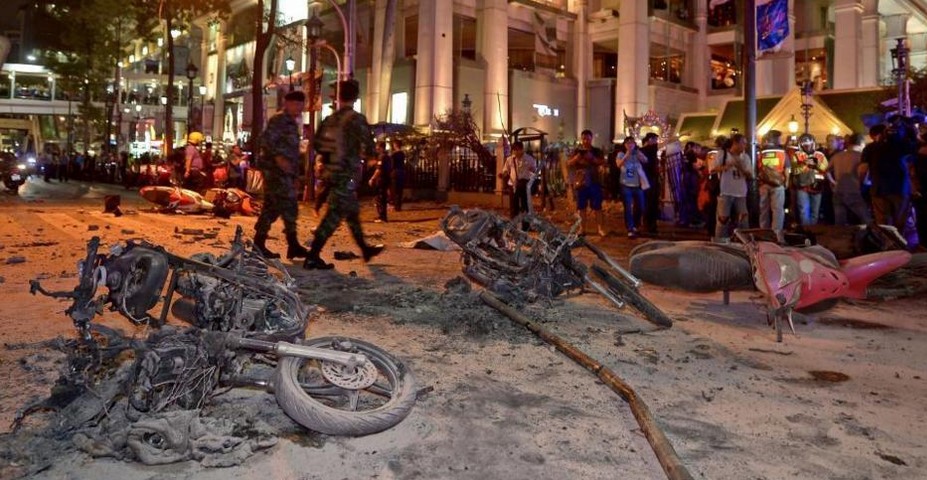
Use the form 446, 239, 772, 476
0, 178, 925, 479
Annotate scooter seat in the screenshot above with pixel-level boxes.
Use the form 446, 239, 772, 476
840, 250, 912, 299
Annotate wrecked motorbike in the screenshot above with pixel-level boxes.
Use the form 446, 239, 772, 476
440, 206, 672, 328
735, 229, 911, 342
24, 227, 416, 461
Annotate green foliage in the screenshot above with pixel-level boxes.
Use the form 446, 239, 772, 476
875, 67, 927, 115
132, 0, 231, 36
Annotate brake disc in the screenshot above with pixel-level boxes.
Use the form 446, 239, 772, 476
320, 359, 378, 390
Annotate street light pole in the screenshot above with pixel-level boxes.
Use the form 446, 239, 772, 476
799, 81, 813, 135
304, 8, 324, 203
890, 38, 911, 117
185, 61, 198, 135
309, 0, 356, 80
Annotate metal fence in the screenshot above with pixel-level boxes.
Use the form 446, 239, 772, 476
405, 146, 496, 193
404, 148, 439, 190
449, 146, 495, 193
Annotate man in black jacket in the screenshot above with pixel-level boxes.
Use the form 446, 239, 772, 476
640, 132, 661, 235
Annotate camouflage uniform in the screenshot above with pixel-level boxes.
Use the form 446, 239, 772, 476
254, 111, 301, 238
309, 106, 375, 252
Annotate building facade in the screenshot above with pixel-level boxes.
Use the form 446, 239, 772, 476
189, 0, 926, 146
3, 0, 926, 156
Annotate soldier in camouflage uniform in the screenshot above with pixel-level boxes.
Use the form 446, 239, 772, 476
304, 80, 384, 269
253, 90, 310, 260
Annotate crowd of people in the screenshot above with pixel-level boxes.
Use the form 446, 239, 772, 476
31, 139, 255, 193
510, 118, 927, 248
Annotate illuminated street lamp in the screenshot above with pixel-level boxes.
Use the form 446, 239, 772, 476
787, 115, 799, 135
285, 56, 296, 92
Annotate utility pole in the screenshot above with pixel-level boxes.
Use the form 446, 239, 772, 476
744, 0, 758, 227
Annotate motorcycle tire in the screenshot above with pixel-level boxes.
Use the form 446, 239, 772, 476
273, 336, 417, 436
591, 264, 673, 328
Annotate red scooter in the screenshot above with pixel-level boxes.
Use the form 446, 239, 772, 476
735, 229, 911, 342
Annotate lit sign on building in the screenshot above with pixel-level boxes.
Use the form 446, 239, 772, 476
532, 103, 559, 117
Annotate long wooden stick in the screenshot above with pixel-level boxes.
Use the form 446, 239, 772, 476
480, 290, 694, 480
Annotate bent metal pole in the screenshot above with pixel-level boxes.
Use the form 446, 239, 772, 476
479, 290, 695, 480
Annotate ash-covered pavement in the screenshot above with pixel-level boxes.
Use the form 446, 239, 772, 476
1, 178, 925, 479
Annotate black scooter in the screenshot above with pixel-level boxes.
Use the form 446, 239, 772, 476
1, 152, 27, 193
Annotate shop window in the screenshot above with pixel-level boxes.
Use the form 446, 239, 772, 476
404, 15, 418, 58
653, 0, 695, 25
592, 51, 617, 79
707, 0, 736, 28
508, 28, 536, 71
795, 48, 827, 91
390, 92, 408, 124
710, 43, 740, 91
649, 55, 684, 84
14, 75, 52, 100
454, 15, 477, 61
0, 73, 11, 99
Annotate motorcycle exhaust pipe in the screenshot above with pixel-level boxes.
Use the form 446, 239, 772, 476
231, 336, 369, 368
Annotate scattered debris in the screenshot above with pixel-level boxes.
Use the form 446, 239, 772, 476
415, 385, 435, 400
876, 452, 907, 466
748, 348, 794, 356
6, 256, 26, 264
103, 195, 123, 217
175, 227, 205, 235
443, 276, 471, 295
88, 225, 99, 231
334, 251, 360, 260
120, 229, 135, 235
398, 231, 461, 251
808, 371, 850, 383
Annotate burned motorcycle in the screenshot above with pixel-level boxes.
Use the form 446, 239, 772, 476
440, 206, 672, 328
26, 227, 417, 446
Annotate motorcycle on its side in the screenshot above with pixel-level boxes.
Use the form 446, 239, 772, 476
1, 152, 27, 193
735, 229, 911, 342
26, 227, 417, 441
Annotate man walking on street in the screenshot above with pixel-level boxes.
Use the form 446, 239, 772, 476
500, 140, 537, 219
253, 90, 310, 261
304, 80, 384, 270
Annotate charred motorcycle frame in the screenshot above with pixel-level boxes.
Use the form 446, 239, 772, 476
27, 227, 416, 439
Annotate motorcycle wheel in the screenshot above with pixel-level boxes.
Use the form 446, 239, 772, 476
274, 336, 417, 436
591, 264, 673, 328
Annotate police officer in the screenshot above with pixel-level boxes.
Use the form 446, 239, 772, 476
757, 130, 789, 234
304, 80, 384, 270
792, 134, 829, 226
253, 90, 310, 260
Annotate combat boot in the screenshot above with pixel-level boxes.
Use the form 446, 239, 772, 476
285, 232, 309, 260
303, 252, 335, 270
253, 232, 280, 259
362, 244, 385, 262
